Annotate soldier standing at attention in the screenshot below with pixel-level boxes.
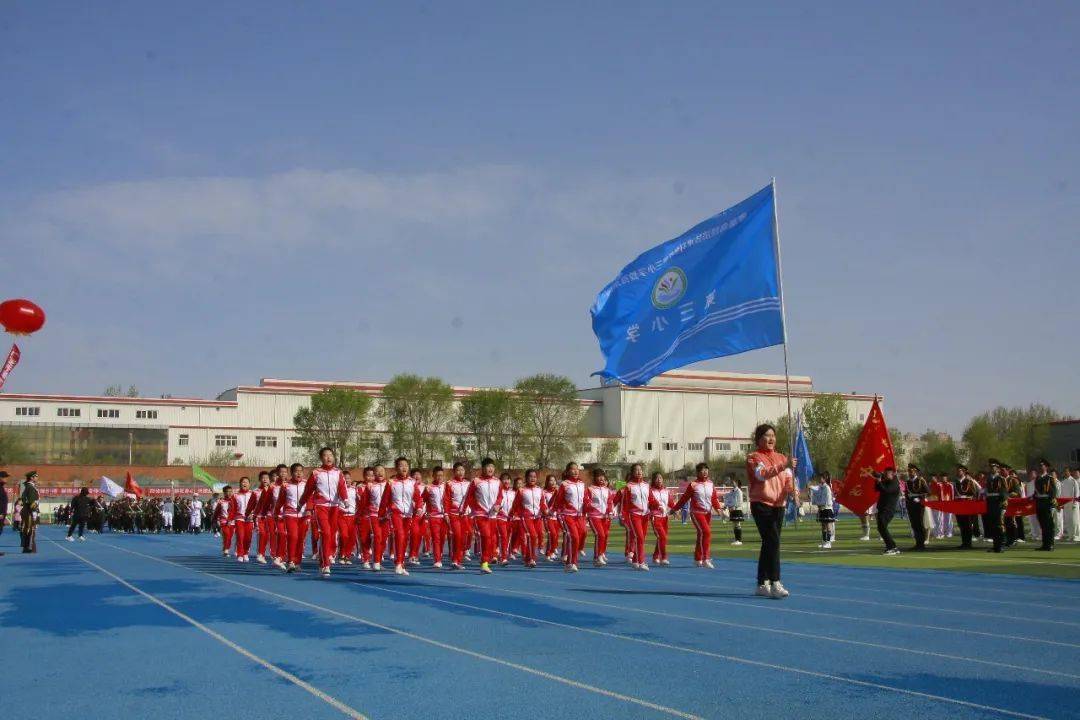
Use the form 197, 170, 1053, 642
983, 459, 1008, 553
1033, 459, 1058, 551
0, 471, 9, 537
1003, 465, 1024, 546
904, 464, 930, 550
20, 471, 40, 553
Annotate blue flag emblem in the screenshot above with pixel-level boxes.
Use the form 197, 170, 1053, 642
591, 183, 784, 386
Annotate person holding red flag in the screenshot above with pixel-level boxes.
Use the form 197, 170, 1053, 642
746, 424, 796, 599
298, 447, 348, 577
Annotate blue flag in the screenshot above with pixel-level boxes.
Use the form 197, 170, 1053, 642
590, 183, 783, 386
793, 414, 814, 491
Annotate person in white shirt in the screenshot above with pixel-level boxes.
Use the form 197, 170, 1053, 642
721, 473, 745, 546
1061, 468, 1079, 542
162, 497, 174, 533
810, 472, 835, 549
189, 494, 203, 533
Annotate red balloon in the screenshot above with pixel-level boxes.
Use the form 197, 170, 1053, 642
0, 299, 46, 335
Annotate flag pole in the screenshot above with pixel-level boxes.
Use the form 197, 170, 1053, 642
770, 178, 794, 450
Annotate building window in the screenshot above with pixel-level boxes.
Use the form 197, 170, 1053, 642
97, 409, 120, 419
688, 442, 703, 451
662, 442, 679, 451
740, 443, 753, 452
291, 437, 310, 448
214, 434, 238, 447
627, 450, 636, 456
714, 442, 731, 451
15, 407, 40, 416
255, 435, 278, 448
858, 413, 866, 422
177, 434, 189, 446
455, 437, 477, 452
136, 410, 158, 420
57, 408, 81, 417
644, 442, 653, 451
576, 442, 592, 453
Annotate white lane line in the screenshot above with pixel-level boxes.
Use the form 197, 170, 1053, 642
353, 578, 1050, 720
49, 540, 371, 720
488, 568, 1080, 650
399, 571, 1080, 682
100, 541, 702, 720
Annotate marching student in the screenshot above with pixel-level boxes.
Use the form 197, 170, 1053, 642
1034, 459, 1058, 551
874, 467, 901, 556
410, 469, 429, 561
230, 477, 256, 562
463, 458, 503, 574
359, 466, 387, 570
381, 457, 422, 575
337, 471, 359, 565
585, 469, 616, 567
421, 466, 448, 568
215, 485, 235, 557
672, 462, 723, 569
509, 476, 526, 559
512, 469, 545, 568
746, 424, 797, 599
189, 492, 203, 534
271, 465, 288, 565
810, 472, 835, 549
648, 472, 674, 564
542, 474, 561, 561
495, 473, 515, 565
553, 462, 587, 573
446, 462, 472, 569
723, 473, 746, 546
251, 472, 275, 563
619, 466, 650, 570
249, 473, 265, 552
298, 448, 348, 577
275, 463, 308, 572
905, 464, 930, 551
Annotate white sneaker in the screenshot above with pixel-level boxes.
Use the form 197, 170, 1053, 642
433, 561, 443, 569
372, 563, 382, 572
660, 559, 670, 566
395, 564, 409, 576
695, 560, 704, 567
78, 536, 86, 542
256, 555, 267, 564
638, 563, 650, 572
570, 564, 579, 573
770, 581, 790, 599
66, 536, 74, 542
859, 535, 871, 541
320, 566, 331, 577
731, 540, 743, 546
756, 582, 772, 597
704, 559, 714, 569
822, 542, 832, 549
817, 543, 823, 548
362, 561, 371, 570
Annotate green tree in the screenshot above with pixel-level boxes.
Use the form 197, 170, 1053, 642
513, 374, 585, 470
962, 404, 1062, 469
0, 427, 30, 464
597, 439, 620, 465
377, 374, 455, 468
802, 394, 861, 474
912, 431, 963, 472
457, 389, 517, 468
293, 387, 374, 468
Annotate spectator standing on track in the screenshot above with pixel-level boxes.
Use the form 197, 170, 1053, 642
0, 472, 9, 536
745, 423, 796, 599
874, 467, 901, 556
722, 473, 745, 546
66, 487, 92, 542
810, 472, 835, 549
20, 471, 40, 553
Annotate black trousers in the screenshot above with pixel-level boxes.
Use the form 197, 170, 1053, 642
906, 500, 926, 548
751, 502, 784, 584
876, 504, 897, 550
957, 515, 974, 547
1036, 505, 1054, 549
984, 505, 1005, 551
67, 517, 87, 538
1004, 516, 1020, 545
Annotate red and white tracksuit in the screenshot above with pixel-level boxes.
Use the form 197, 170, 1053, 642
621, 481, 650, 564
259, 483, 284, 559
463, 477, 502, 564
229, 490, 255, 557
380, 477, 422, 567
512, 486, 545, 564
337, 484, 359, 560
215, 498, 234, 553
674, 480, 723, 561
648, 487, 675, 561
554, 479, 587, 565
410, 492, 428, 560
496, 489, 517, 562
422, 483, 448, 564
299, 466, 348, 569
358, 481, 388, 564
275, 480, 309, 566
542, 489, 560, 556
584, 485, 614, 560
446, 478, 471, 565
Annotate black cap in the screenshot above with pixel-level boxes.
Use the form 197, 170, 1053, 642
988, 458, 1001, 467
0, 470, 9, 478
907, 463, 920, 472
25, 470, 37, 481
956, 463, 968, 472
883, 466, 896, 473
481, 457, 495, 466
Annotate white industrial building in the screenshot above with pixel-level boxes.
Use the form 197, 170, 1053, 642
0, 371, 878, 469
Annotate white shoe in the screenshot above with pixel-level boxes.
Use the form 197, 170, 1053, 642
756, 582, 772, 597
704, 559, 714, 569
570, 564, 579, 573
731, 540, 743, 546
859, 535, 871, 541
372, 563, 382, 572
695, 560, 704, 567
770, 581, 790, 599
822, 542, 832, 549
638, 563, 650, 571
433, 561, 443, 568
66, 536, 74, 542
660, 559, 670, 565
320, 566, 331, 577
395, 565, 409, 576
256, 555, 267, 564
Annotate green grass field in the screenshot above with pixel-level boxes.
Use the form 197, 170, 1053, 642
605, 516, 1080, 580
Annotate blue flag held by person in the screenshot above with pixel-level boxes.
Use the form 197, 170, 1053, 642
590, 183, 784, 386
793, 414, 814, 491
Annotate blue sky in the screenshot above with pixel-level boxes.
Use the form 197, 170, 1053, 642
1, 1, 1077, 434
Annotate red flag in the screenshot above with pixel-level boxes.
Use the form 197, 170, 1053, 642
124, 471, 143, 499
0, 343, 20, 390
836, 399, 895, 515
